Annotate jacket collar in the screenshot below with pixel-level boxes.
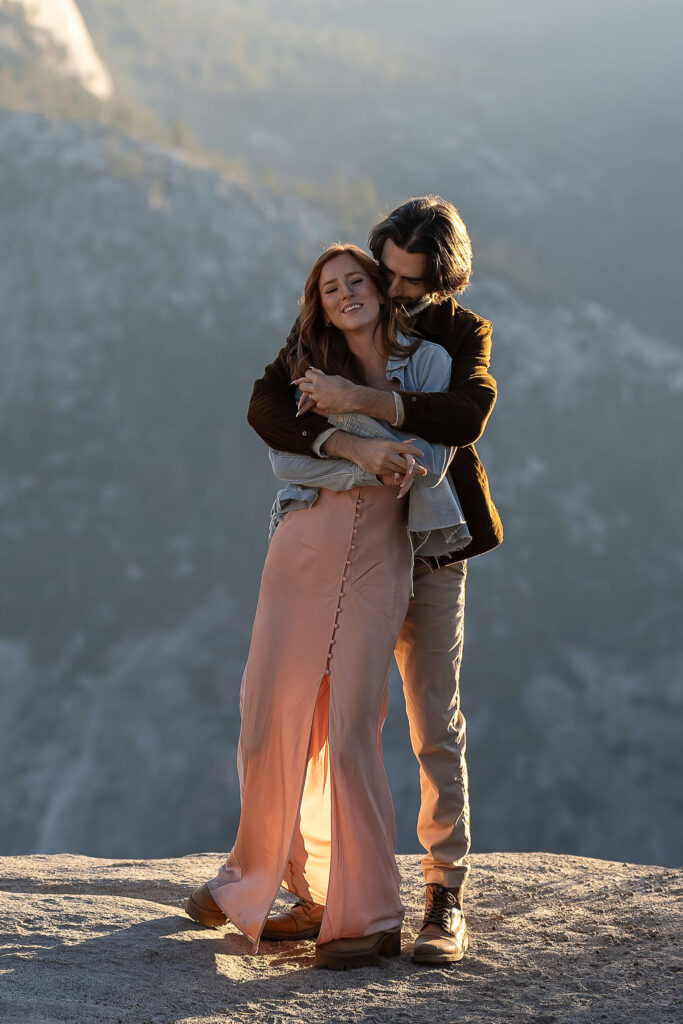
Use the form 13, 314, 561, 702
386, 331, 416, 381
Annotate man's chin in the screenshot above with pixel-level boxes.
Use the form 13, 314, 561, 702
394, 301, 420, 317
392, 297, 426, 312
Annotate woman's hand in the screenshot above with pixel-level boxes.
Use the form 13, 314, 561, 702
324, 433, 427, 478
379, 453, 421, 497
293, 367, 358, 417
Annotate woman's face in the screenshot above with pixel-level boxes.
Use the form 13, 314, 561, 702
318, 253, 382, 333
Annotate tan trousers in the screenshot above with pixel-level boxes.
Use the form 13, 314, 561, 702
394, 558, 470, 892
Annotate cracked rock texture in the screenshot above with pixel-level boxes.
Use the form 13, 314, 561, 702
0, 852, 681, 1023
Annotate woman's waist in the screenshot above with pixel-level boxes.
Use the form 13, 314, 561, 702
317, 483, 407, 510
312, 485, 409, 534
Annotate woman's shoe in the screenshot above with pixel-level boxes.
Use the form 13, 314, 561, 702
261, 899, 325, 940
185, 882, 228, 928
315, 928, 401, 970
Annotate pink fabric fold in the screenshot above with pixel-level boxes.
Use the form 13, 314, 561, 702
208, 486, 412, 951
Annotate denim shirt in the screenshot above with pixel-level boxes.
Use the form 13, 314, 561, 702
268, 336, 472, 558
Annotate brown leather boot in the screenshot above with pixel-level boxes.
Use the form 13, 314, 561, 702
185, 882, 227, 928
315, 927, 402, 969
411, 884, 469, 964
261, 899, 325, 941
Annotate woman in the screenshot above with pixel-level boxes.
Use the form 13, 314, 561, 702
186, 245, 469, 969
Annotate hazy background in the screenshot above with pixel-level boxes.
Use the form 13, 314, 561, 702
1, 0, 681, 867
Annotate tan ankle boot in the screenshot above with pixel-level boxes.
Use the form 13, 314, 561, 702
411, 884, 469, 964
261, 899, 325, 941
185, 882, 227, 928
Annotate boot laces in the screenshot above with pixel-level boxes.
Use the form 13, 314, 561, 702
423, 885, 459, 928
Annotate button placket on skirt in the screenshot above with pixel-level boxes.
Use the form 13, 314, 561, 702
325, 491, 362, 671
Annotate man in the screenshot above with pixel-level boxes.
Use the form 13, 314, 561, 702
187, 196, 502, 964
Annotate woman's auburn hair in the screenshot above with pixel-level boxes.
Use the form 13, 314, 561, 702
288, 243, 420, 384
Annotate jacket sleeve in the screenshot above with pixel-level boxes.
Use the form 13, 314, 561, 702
399, 317, 498, 446
401, 342, 455, 485
247, 323, 332, 456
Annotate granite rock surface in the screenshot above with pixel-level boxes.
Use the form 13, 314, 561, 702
0, 852, 681, 1023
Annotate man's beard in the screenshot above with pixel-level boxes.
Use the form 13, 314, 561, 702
393, 297, 426, 317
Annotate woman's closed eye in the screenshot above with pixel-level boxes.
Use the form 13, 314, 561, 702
324, 277, 364, 294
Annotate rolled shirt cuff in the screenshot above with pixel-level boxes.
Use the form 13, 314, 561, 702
312, 426, 340, 457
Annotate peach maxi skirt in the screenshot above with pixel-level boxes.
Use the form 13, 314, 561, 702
208, 485, 413, 951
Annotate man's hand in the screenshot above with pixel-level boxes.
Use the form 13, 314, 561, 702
293, 367, 398, 423
293, 367, 359, 418
323, 431, 427, 480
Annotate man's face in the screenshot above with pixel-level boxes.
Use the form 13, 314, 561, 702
379, 239, 428, 306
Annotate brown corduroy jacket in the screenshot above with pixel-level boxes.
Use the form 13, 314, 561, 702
247, 297, 503, 562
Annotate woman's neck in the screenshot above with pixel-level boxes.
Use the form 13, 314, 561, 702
342, 323, 387, 380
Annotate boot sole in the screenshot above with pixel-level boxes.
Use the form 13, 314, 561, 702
261, 924, 321, 941
411, 932, 469, 965
315, 929, 401, 970
185, 895, 227, 929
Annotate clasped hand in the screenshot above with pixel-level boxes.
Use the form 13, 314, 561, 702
292, 367, 427, 497
292, 366, 355, 418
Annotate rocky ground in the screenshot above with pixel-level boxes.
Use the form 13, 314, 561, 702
0, 852, 680, 1023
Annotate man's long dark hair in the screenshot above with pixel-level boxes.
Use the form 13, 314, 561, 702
368, 195, 473, 301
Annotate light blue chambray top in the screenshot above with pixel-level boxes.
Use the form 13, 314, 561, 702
267, 335, 472, 558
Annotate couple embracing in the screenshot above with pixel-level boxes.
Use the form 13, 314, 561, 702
186, 196, 502, 970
